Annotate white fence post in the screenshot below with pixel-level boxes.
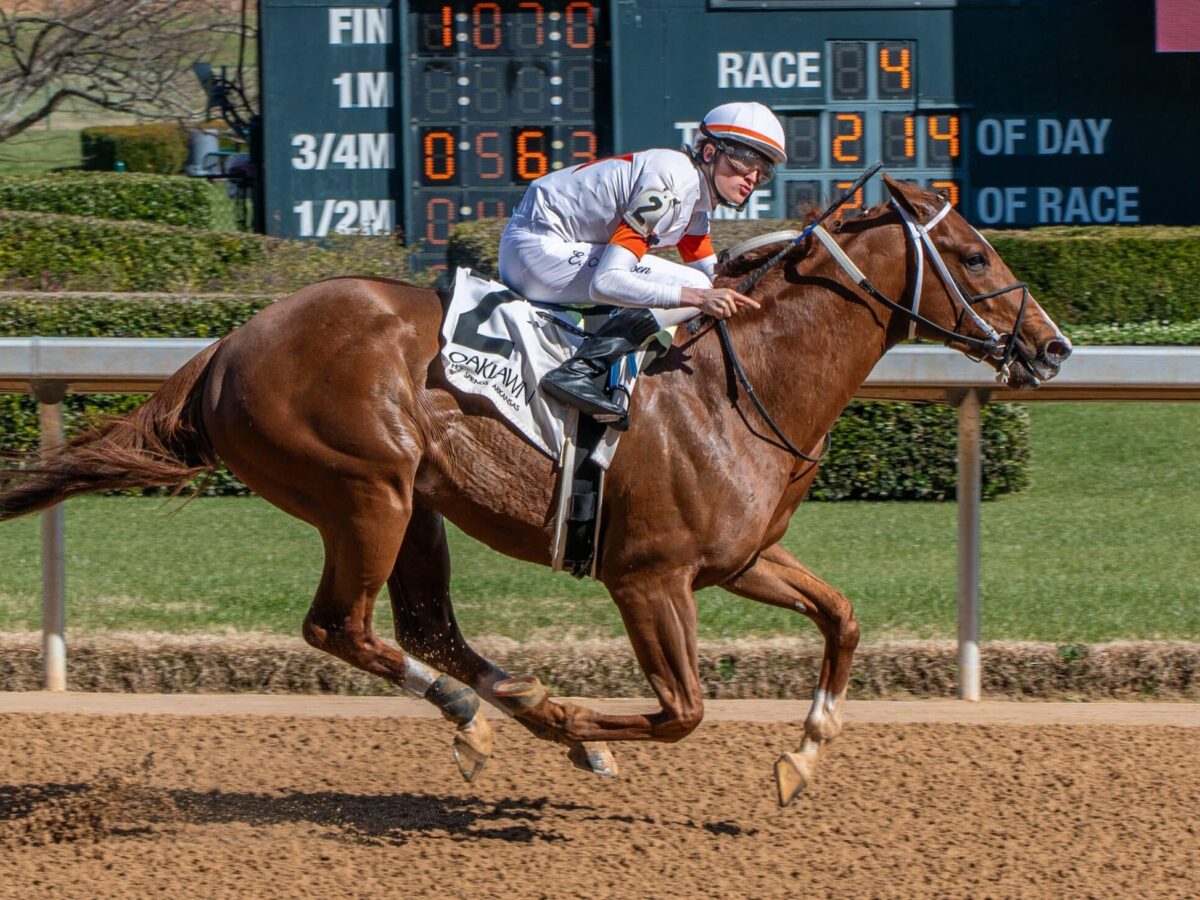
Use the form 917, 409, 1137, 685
32, 380, 67, 692
953, 387, 988, 701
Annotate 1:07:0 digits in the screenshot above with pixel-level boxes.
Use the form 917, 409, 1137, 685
416, 0, 598, 53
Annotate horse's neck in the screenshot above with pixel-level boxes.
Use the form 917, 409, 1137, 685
716, 228, 907, 457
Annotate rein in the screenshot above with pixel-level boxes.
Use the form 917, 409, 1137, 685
691, 165, 882, 463
714, 320, 832, 462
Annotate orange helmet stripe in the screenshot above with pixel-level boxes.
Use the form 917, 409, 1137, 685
705, 123, 785, 155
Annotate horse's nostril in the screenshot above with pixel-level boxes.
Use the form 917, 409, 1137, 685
1044, 338, 1072, 365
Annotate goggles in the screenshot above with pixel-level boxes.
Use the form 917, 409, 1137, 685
718, 141, 776, 185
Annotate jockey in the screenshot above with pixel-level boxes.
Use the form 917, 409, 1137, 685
498, 101, 787, 429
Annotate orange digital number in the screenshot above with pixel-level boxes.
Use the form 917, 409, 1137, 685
438, 4, 452, 47
423, 131, 456, 181
931, 180, 961, 208
517, 1, 544, 46
516, 130, 549, 180
878, 47, 911, 90
475, 131, 504, 180
425, 197, 456, 245
564, 1, 595, 49
472, 2, 502, 50
833, 182, 865, 212
570, 129, 597, 164
833, 113, 863, 163
900, 114, 915, 159
928, 115, 961, 158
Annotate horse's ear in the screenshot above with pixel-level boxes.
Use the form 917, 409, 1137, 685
883, 173, 939, 223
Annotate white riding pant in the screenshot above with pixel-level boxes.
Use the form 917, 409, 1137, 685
498, 228, 706, 329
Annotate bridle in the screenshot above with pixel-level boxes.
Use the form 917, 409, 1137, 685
817, 199, 1036, 381
693, 166, 1038, 462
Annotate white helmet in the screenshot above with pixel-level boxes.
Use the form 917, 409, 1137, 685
690, 102, 787, 209
696, 101, 787, 166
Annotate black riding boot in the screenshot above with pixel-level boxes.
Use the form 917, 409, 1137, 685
540, 309, 660, 430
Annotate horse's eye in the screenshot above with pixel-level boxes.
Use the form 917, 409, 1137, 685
965, 253, 988, 271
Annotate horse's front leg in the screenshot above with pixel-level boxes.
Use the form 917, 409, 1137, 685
723, 542, 860, 806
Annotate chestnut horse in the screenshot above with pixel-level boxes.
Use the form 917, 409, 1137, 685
0, 175, 1070, 805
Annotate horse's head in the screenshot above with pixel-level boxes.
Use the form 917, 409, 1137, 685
882, 175, 1072, 389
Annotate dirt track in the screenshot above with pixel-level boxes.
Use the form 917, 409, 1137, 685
0, 696, 1197, 898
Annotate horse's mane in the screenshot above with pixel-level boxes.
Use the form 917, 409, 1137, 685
714, 203, 896, 282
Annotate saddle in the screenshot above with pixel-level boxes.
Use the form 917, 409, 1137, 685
440, 268, 649, 578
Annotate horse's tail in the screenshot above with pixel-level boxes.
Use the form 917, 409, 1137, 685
0, 342, 222, 521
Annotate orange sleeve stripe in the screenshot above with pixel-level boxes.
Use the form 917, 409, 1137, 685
610, 222, 650, 259
677, 233, 715, 263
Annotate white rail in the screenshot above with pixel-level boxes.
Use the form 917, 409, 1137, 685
3, 339, 1199, 698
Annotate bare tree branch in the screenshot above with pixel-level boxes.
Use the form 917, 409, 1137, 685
0, 0, 249, 142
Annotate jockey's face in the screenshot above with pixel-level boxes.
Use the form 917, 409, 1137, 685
704, 143, 764, 207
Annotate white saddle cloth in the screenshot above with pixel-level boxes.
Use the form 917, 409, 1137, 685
440, 267, 638, 468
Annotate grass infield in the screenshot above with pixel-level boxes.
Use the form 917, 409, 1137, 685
0, 402, 1195, 643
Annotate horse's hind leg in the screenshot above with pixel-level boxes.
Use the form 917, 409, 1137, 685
300, 488, 492, 778
723, 543, 860, 806
385, 501, 496, 781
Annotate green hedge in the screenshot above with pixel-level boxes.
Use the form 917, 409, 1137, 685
0, 210, 267, 292
988, 227, 1200, 325
1066, 319, 1200, 345
812, 402, 1028, 501
0, 173, 214, 229
448, 218, 1200, 326
0, 212, 426, 294
81, 124, 189, 175
210, 233, 430, 294
0, 392, 244, 496
0, 295, 275, 495
0, 294, 273, 338
5, 291, 1193, 345
3, 291, 1198, 502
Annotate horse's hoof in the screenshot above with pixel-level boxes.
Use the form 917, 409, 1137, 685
567, 741, 619, 778
774, 751, 815, 807
493, 675, 549, 716
451, 709, 493, 783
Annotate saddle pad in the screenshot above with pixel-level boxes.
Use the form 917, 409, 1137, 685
440, 268, 633, 467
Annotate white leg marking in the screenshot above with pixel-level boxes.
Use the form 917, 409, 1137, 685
807, 688, 830, 729
402, 657, 439, 697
